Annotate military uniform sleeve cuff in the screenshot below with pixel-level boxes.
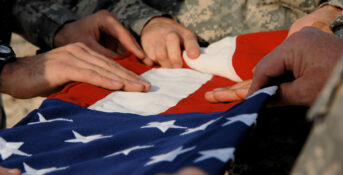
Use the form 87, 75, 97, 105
330, 12, 343, 37
320, 0, 343, 10
129, 12, 166, 36
41, 4, 77, 49
134, 13, 176, 34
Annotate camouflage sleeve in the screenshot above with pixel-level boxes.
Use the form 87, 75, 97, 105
12, 0, 77, 49
107, 0, 165, 37
320, 0, 343, 9
331, 12, 343, 37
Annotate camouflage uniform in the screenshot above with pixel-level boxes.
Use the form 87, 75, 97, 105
0, 0, 12, 44
331, 11, 343, 37
0, 0, 12, 129
110, 0, 322, 43
13, 0, 342, 50
291, 55, 343, 175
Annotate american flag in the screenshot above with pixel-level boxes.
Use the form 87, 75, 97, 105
0, 30, 287, 174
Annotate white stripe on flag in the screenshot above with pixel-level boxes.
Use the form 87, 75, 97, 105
89, 68, 213, 115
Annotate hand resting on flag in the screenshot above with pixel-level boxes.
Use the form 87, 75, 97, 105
0, 43, 150, 99
0, 166, 20, 175
205, 27, 343, 106
205, 5, 342, 104
248, 27, 343, 106
140, 17, 201, 68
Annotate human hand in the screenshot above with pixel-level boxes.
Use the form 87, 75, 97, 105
0, 43, 150, 99
248, 27, 343, 106
205, 79, 252, 103
140, 17, 200, 68
157, 167, 208, 175
54, 10, 146, 59
0, 166, 21, 175
288, 5, 342, 37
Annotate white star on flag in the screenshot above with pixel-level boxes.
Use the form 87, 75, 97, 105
105, 145, 154, 158
64, 130, 112, 144
22, 163, 68, 175
194, 147, 235, 163
180, 117, 222, 136
28, 112, 73, 125
141, 120, 187, 133
222, 113, 257, 127
0, 137, 31, 160
246, 86, 277, 99
145, 146, 196, 166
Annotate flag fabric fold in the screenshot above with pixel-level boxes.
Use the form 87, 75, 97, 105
0, 30, 288, 174
1, 87, 276, 175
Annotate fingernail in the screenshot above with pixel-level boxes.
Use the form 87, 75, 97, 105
188, 50, 200, 58
140, 80, 151, 91
205, 91, 212, 96
112, 81, 123, 87
139, 79, 150, 85
213, 88, 224, 92
130, 81, 144, 87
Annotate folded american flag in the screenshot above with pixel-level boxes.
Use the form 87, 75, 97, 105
0, 31, 287, 174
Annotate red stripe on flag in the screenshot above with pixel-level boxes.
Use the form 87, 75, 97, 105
233, 30, 288, 80
48, 30, 288, 114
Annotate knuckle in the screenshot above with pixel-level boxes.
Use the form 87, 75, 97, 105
183, 29, 196, 38
155, 50, 167, 60
82, 69, 98, 78
96, 10, 117, 25
54, 51, 72, 62
96, 10, 111, 17
165, 32, 179, 42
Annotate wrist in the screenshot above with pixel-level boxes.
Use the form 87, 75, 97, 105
53, 20, 75, 48
142, 15, 176, 33
319, 4, 342, 23
0, 63, 15, 95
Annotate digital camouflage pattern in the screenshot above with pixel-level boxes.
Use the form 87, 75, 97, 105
321, 0, 343, 36
12, 0, 78, 49
291, 56, 343, 175
331, 12, 343, 37
13, 0, 343, 49
109, 0, 322, 43
5, 0, 343, 173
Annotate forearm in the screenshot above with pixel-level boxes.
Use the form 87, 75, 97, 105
107, 0, 166, 37
12, 0, 77, 49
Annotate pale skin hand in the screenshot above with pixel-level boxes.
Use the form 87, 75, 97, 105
248, 27, 343, 106
0, 166, 21, 175
141, 17, 201, 68
205, 17, 340, 103
0, 43, 151, 99
54, 10, 147, 59
157, 167, 208, 175
287, 4, 342, 37
206, 27, 343, 105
